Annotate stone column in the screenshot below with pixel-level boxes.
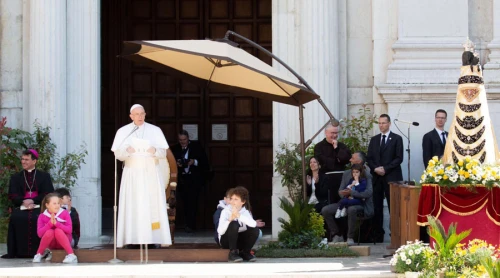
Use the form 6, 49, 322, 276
23, 0, 67, 154
484, 0, 500, 83
272, 0, 344, 238
66, 0, 102, 238
0, 0, 23, 128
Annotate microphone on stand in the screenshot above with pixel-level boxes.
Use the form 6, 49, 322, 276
395, 119, 419, 126
393, 119, 419, 185
119, 126, 139, 148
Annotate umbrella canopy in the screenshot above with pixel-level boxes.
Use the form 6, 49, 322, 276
120, 40, 319, 106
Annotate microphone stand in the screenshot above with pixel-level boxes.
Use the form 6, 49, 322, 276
406, 125, 414, 185
393, 120, 415, 185
109, 126, 138, 264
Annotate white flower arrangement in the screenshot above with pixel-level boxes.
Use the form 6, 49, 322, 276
420, 156, 500, 189
390, 240, 434, 274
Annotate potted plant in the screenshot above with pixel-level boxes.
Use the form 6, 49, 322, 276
390, 240, 434, 277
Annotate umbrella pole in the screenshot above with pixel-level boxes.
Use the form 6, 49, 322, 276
299, 105, 307, 202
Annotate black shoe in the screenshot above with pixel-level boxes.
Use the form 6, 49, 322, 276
228, 250, 243, 262
239, 251, 256, 262
185, 226, 195, 233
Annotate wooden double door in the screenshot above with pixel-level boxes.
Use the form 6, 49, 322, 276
101, 0, 273, 229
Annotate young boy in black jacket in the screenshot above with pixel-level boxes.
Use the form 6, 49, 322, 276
213, 188, 232, 246
54, 188, 81, 249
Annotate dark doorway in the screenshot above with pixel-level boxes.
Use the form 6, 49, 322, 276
101, 0, 273, 231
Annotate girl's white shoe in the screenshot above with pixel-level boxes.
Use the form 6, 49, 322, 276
340, 207, 347, 217
62, 253, 78, 263
32, 253, 43, 263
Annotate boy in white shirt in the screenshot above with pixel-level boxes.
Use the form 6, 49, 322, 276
217, 187, 259, 262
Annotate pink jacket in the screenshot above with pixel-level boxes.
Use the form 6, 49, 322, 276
37, 208, 73, 243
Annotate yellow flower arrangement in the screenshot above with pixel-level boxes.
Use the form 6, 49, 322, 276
420, 156, 500, 189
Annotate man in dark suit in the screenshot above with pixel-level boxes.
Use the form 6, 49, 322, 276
422, 109, 448, 168
3, 149, 54, 258
171, 130, 209, 233
366, 114, 404, 241
314, 124, 351, 204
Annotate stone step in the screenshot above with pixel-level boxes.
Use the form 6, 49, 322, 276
51, 243, 227, 263
327, 242, 371, 256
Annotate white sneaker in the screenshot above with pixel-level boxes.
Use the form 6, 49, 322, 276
62, 253, 78, 263
340, 207, 347, 217
43, 248, 52, 261
33, 253, 43, 263
335, 209, 342, 219
346, 238, 355, 246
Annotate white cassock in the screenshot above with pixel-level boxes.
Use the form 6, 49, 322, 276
111, 122, 172, 247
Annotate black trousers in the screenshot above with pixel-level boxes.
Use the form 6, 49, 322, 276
327, 172, 343, 204
3, 209, 41, 258
373, 176, 390, 238
178, 174, 203, 229
220, 221, 259, 251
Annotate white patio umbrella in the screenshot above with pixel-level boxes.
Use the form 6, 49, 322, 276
120, 39, 319, 106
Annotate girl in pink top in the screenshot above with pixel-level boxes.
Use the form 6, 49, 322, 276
33, 193, 78, 263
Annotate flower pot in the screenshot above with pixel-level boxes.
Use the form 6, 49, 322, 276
405, 272, 421, 278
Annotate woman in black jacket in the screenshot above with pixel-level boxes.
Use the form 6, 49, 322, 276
306, 156, 331, 213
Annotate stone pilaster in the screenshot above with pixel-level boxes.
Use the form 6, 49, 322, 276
484, 0, 500, 83
272, 0, 344, 238
23, 0, 67, 154
66, 0, 101, 238
0, 0, 23, 128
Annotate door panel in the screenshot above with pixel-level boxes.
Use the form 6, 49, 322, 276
101, 0, 272, 230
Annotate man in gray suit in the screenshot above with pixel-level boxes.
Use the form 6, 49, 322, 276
321, 151, 373, 245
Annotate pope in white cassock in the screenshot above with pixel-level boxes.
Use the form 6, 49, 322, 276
111, 104, 172, 247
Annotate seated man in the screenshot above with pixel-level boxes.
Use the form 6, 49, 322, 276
321, 151, 373, 245
55, 188, 81, 249
1, 150, 54, 258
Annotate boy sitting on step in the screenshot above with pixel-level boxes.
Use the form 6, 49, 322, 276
55, 188, 80, 249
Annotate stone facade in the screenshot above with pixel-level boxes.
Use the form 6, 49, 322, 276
1, 0, 500, 238
0, 0, 101, 238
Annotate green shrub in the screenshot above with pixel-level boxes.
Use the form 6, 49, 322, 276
308, 210, 325, 239
274, 142, 315, 202
340, 105, 377, 155
277, 197, 327, 249
0, 117, 87, 217
278, 230, 323, 249
256, 246, 359, 258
